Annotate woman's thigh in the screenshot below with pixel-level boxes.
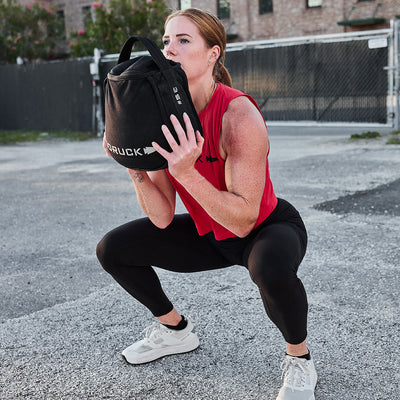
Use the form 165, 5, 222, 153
97, 214, 232, 273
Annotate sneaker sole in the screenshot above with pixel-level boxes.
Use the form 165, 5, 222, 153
276, 391, 315, 400
122, 332, 200, 365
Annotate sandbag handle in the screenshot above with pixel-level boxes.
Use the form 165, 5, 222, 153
117, 36, 169, 70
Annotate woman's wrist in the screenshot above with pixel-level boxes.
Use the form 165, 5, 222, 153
175, 168, 203, 189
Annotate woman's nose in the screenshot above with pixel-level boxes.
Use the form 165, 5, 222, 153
165, 41, 177, 57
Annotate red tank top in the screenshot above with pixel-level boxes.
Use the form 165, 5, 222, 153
167, 83, 277, 240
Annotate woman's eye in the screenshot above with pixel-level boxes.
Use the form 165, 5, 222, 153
163, 40, 169, 46
180, 38, 189, 44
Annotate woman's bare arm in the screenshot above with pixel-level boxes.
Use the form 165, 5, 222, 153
153, 98, 268, 237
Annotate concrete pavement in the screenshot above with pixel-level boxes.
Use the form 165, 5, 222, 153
0, 126, 399, 399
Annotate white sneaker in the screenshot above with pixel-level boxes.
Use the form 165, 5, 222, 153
122, 318, 199, 364
276, 355, 318, 400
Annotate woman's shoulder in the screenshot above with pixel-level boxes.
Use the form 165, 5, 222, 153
220, 94, 269, 159
217, 83, 245, 99
224, 94, 264, 125
217, 84, 262, 115
218, 86, 269, 158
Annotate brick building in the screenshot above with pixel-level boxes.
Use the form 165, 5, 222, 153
17, 0, 400, 42
170, 0, 398, 42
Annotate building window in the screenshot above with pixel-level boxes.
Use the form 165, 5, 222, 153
260, 0, 273, 15
82, 5, 92, 28
179, 0, 191, 9
217, 0, 230, 20
307, 0, 322, 7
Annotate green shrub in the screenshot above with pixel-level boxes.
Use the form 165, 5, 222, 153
0, 0, 64, 64
69, 0, 169, 57
350, 131, 381, 140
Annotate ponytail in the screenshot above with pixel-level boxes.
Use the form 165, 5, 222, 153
214, 60, 232, 88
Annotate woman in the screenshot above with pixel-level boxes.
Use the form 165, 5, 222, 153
97, 8, 317, 400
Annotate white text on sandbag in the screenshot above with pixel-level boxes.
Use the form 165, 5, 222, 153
107, 142, 157, 157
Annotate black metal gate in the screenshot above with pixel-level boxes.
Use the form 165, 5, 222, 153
0, 28, 393, 133
0, 58, 93, 132
225, 33, 389, 123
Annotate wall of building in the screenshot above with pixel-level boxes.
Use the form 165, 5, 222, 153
167, 0, 395, 41
247, 1, 344, 40
16, 0, 398, 43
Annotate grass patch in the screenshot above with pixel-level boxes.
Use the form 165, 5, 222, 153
387, 136, 400, 145
0, 130, 96, 144
350, 131, 381, 140
385, 129, 400, 145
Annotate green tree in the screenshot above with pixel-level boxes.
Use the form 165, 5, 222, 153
69, 0, 169, 57
0, 0, 64, 64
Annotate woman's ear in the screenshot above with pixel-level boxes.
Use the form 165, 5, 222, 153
210, 45, 221, 61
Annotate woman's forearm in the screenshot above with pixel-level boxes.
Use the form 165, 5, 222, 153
127, 169, 176, 229
177, 169, 261, 238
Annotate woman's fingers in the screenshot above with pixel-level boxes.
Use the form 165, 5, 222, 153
103, 132, 113, 158
182, 113, 196, 146
160, 123, 179, 151
153, 113, 201, 168
195, 130, 204, 148
170, 113, 196, 146
152, 140, 170, 159
157, 113, 194, 150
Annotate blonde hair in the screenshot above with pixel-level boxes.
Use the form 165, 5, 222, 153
165, 8, 233, 88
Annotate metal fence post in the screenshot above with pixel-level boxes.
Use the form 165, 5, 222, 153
90, 48, 105, 137
395, 21, 400, 130
386, 20, 395, 127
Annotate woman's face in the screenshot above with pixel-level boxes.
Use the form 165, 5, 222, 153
163, 16, 212, 83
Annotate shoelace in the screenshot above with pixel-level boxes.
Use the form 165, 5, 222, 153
280, 357, 309, 392
142, 322, 163, 342
142, 317, 193, 344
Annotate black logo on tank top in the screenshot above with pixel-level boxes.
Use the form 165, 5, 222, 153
196, 155, 219, 163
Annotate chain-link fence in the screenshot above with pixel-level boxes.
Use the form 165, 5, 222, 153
225, 32, 390, 124
0, 27, 394, 133
99, 29, 392, 128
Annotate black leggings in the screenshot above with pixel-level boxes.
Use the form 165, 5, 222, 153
96, 198, 308, 344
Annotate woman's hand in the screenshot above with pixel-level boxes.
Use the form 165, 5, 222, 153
102, 131, 113, 158
152, 113, 204, 183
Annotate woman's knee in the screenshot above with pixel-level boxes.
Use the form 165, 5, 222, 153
247, 225, 304, 292
96, 232, 120, 274
249, 260, 292, 295
248, 247, 301, 295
